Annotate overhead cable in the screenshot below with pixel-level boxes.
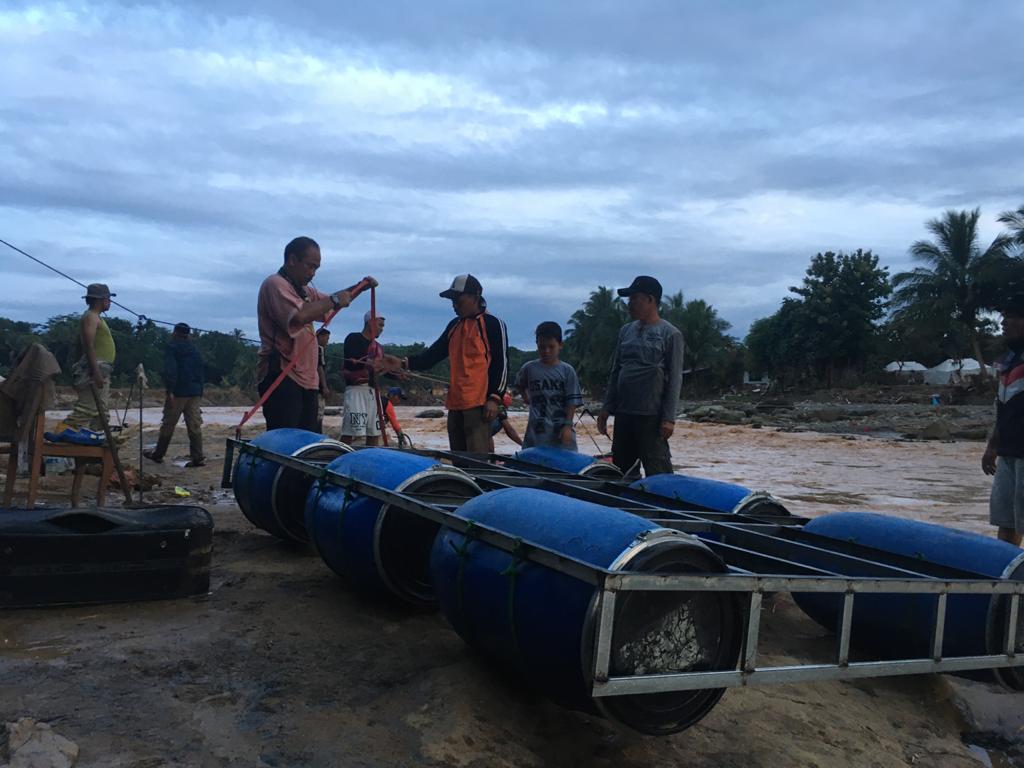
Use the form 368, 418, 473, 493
0, 236, 259, 344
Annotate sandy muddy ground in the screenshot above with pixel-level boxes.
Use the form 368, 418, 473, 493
2, 408, 1021, 767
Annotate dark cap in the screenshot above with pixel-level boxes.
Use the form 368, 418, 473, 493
315, 327, 331, 337
617, 275, 662, 303
387, 386, 406, 399
440, 274, 483, 300
82, 283, 116, 300
173, 322, 191, 336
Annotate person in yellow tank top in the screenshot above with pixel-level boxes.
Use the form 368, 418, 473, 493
57, 283, 117, 433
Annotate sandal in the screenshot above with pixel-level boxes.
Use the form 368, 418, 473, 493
143, 449, 163, 463
185, 459, 206, 468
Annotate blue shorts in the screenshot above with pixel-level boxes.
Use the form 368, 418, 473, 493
990, 457, 1024, 532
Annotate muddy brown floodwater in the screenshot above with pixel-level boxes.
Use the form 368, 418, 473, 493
1, 409, 1020, 767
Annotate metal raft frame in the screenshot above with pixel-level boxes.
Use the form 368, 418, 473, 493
222, 439, 1024, 697
410, 448, 802, 525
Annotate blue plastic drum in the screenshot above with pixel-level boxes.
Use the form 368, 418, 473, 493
233, 428, 351, 542
515, 446, 623, 480
795, 512, 1024, 689
305, 448, 480, 606
630, 474, 790, 517
430, 487, 743, 734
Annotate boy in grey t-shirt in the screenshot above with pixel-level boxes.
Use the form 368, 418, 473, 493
515, 322, 583, 450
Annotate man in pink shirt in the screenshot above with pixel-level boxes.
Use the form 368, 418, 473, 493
257, 236, 374, 431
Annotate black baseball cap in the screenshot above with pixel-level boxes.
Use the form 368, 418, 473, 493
315, 327, 331, 337
617, 275, 662, 303
173, 322, 191, 336
440, 274, 483, 299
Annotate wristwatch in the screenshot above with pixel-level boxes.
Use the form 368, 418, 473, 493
330, 293, 342, 309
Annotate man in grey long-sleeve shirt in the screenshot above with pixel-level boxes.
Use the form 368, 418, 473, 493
597, 275, 684, 477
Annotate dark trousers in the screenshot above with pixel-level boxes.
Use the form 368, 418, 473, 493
259, 374, 320, 433
611, 413, 673, 478
447, 407, 491, 453
151, 395, 204, 462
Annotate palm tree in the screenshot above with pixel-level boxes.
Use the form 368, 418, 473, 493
891, 209, 1010, 377
998, 206, 1024, 276
661, 292, 732, 372
998, 205, 1024, 247
563, 287, 627, 398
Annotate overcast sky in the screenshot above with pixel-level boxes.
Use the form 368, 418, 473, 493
1, 1, 1022, 347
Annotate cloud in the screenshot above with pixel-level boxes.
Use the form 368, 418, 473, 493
1, 0, 1022, 355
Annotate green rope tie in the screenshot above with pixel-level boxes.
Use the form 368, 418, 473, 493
304, 473, 330, 559
501, 539, 527, 667
244, 450, 260, 513
334, 485, 354, 560
450, 520, 479, 618
309, 472, 328, 512
338, 486, 353, 526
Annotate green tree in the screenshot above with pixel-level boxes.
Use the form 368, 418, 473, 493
791, 249, 891, 383
661, 293, 733, 371
891, 209, 1010, 376
39, 314, 84, 383
194, 330, 254, 388
563, 287, 628, 398
661, 292, 736, 391
999, 204, 1024, 254
879, 313, 949, 369
745, 298, 812, 386
745, 250, 890, 386
0, 318, 40, 376
106, 318, 171, 387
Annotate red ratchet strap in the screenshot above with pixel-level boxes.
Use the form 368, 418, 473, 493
236, 277, 374, 439
366, 286, 389, 447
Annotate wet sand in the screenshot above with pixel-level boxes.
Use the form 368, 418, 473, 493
1, 407, 1016, 767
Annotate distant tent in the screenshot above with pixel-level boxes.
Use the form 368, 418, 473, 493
922, 358, 997, 385
884, 361, 927, 373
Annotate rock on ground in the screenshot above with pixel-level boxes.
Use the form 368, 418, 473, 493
2, 718, 78, 768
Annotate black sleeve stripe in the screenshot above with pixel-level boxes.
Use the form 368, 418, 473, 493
484, 314, 509, 394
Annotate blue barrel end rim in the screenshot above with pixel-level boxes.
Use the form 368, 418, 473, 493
268, 438, 352, 543
514, 446, 624, 481
583, 529, 744, 735
371, 465, 481, 606
990, 552, 1024, 691
732, 490, 792, 518
579, 460, 623, 481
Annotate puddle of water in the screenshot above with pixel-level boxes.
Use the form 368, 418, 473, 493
963, 737, 1018, 768
952, 676, 1024, 768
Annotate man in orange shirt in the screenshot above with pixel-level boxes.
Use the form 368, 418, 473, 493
382, 274, 508, 453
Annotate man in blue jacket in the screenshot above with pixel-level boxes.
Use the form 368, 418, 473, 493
144, 323, 206, 467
